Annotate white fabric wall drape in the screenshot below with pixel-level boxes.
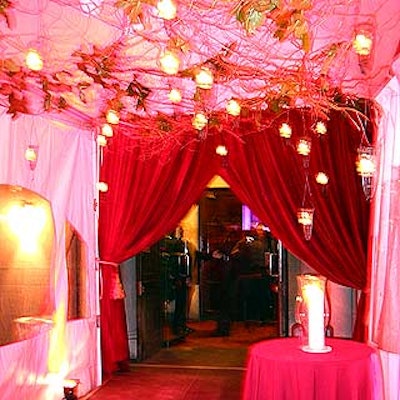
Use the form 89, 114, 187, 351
372, 75, 400, 400
0, 112, 98, 399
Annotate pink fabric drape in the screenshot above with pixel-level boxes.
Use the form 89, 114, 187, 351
0, 113, 98, 398
99, 109, 373, 375
372, 75, 400, 354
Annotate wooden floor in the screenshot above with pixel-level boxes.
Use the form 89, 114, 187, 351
83, 320, 278, 400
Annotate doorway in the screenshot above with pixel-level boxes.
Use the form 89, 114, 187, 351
125, 186, 288, 362
196, 188, 284, 331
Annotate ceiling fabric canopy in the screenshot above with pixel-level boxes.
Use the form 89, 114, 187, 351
0, 0, 399, 143
1, 0, 397, 380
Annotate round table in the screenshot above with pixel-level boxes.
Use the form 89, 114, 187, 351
242, 337, 383, 400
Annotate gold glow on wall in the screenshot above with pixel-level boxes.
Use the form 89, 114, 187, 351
0, 184, 54, 346
7, 202, 47, 254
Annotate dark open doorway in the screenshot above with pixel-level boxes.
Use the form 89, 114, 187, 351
125, 185, 289, 361
196, 188, 285, 333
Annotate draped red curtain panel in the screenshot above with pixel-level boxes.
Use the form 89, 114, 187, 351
99, 108, 372, 375
99, 132, 223, 375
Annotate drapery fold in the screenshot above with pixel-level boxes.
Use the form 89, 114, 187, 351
99, 109, 373, 375
99, 131, 222, 374
372, 76, 400, 353
99, 132, 222, 262
221, 110, 370, 289
0, 113, 98, 399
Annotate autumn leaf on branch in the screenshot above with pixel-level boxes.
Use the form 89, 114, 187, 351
234, 0, 279, 33
157, 115, 173, 132
126, 79, 151, 110
115, 0, 157, 25
311, 42, 346, 76
0, 58, 20, 75
234, 0, 312, 52
167, 36, 191, 54
7, 92, 29, 118
72, 42, 123, 87
0, 0, 13, 29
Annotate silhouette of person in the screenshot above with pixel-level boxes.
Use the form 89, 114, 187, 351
231, 223, 273, 324
165, 226, 190, 337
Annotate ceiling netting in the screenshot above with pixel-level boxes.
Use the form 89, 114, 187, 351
0, 0, 399, 149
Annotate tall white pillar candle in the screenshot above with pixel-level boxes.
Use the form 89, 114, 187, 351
304, 283, 325, 351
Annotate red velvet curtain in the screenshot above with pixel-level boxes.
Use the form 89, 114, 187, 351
220, 110, 371, 339
98, 109, 372, 375
99, 131, 222, 375
221, 110, 370, 289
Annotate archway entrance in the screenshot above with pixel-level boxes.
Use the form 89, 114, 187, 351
130, 178, 288, 357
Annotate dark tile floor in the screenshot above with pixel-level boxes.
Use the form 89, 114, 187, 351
83, 320, 278, 400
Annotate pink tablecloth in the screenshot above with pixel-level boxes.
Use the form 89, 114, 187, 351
242, 338, 383, 400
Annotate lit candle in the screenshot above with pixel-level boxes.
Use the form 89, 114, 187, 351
303, 282, 325, 351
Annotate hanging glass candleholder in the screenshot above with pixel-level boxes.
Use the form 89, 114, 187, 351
297, 207, 314, 241
356, 145, 375, 201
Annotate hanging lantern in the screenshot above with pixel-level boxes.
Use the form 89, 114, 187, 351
25, 48, 43, 71
353, 23, 374, 74
356, 145, 375, 200
353, 31, 373, 56
101, 123, 114, 138
160, 51, 180, 75
315, 172, 329, 185
315, 121, 327, 135
226, 99, 241, 116
96, 182, 108, 192
106, 109, 120, 125
157, 0, 177, 20
25, 146, 37, 162
356, 146, 375, 176
216, 145, 228, 156
168, 88, 182, 103
192, 112, 208, 130
297, 208, 315, 241
25, 145, 39, 170
297, 138, 311, 156
97, 135, 107, 147
279, 123, 292, 138
195, 67, 213, 89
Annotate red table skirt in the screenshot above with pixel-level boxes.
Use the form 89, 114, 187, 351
242, 338, 383, 400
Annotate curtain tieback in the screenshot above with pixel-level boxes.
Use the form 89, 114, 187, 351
98, 259, 126, 300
